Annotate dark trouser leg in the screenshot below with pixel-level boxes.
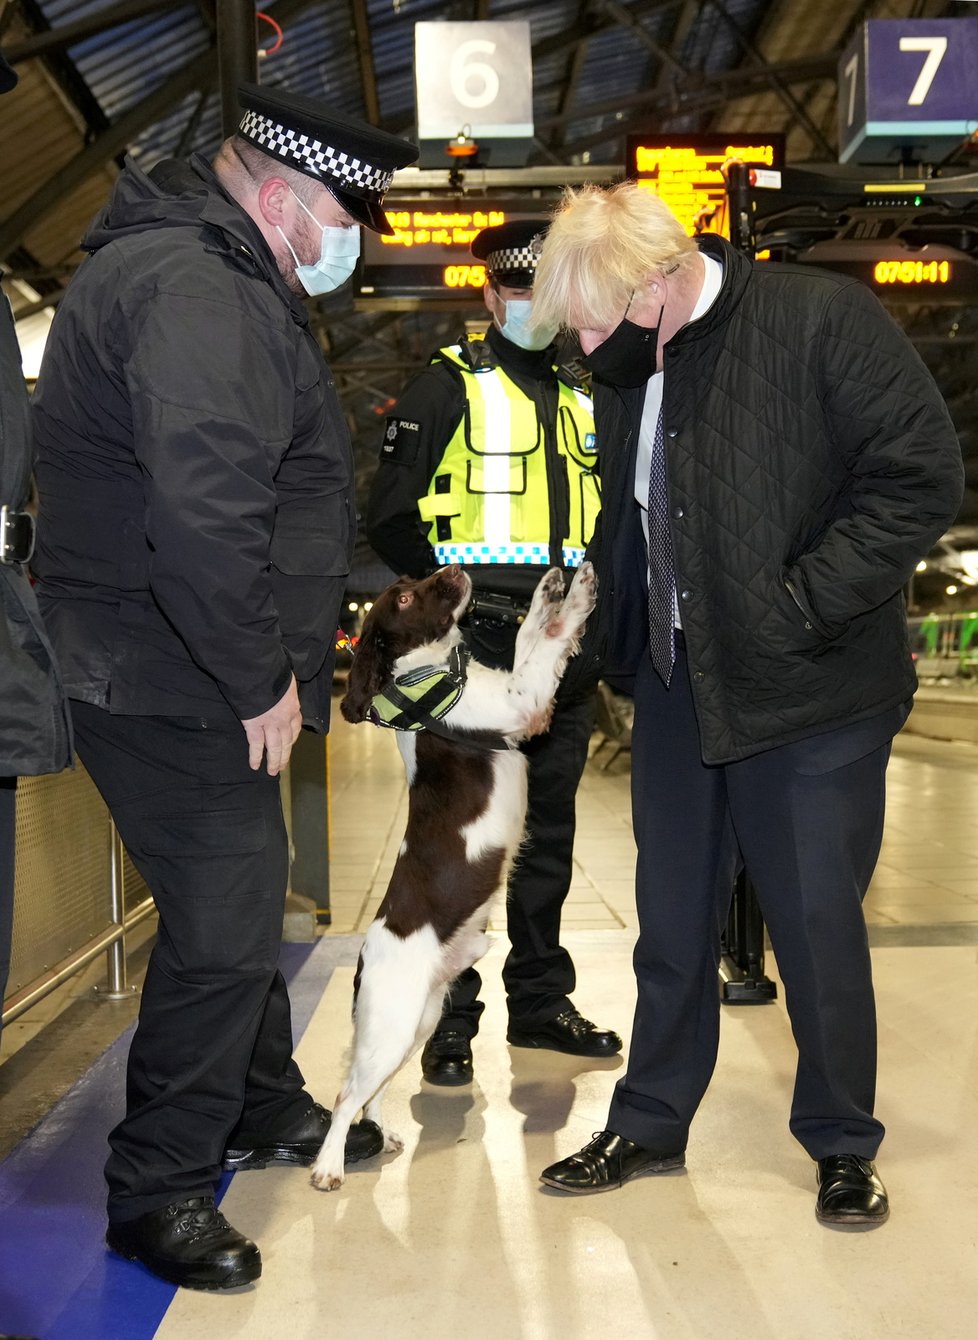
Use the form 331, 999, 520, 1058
437, 966, 485, 1040
502, 690, 595, 1027
727, 736, 888, 1159
0, 777, 15, 1041
71, 702, 307, 1222
608, 653, 738, 1150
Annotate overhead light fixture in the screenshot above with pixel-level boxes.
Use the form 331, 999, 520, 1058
446, 125, 479, 160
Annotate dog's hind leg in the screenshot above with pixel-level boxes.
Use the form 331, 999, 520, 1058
362, 982, 446, 1143
310, 925, 443, 1191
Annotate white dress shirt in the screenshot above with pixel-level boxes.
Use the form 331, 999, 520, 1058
634, 250, 723, 627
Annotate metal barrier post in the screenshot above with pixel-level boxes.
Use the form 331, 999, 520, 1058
92, 821, 139, 1003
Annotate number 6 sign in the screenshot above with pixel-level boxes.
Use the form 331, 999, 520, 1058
415, 20, 534, 167
838, 17, 978, 165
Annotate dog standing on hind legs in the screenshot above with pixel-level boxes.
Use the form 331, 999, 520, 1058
310, 561, 597, 1191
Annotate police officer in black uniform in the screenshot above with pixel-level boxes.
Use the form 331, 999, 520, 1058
367, 220, 622, 1087
32, 83, 417, 1291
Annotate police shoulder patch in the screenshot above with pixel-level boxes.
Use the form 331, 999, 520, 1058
381, 415, 422, 465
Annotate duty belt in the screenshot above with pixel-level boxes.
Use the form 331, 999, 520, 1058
0, 506, 35, 565
465, 591, 532, 626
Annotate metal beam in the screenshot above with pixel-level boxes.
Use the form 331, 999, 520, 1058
216, 0, 256, 135
598, 0, 689, 79
0, 0, 319, 262
3, 0, 180, 63
0, 47, 216, 262
350, 0, 380, 124
704, 0, 836, 159
535, 50, 838, 142
551, 4, 592, 154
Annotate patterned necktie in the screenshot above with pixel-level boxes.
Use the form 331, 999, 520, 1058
647, 407, 676, 686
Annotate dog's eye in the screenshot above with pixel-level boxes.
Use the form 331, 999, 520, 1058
397, 592, 413, 607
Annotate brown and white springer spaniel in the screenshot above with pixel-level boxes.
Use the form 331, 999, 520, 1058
310, 561, 597, 1191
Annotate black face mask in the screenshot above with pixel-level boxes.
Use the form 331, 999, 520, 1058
582, 307, 664, 388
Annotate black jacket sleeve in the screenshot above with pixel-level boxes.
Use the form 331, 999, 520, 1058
366, 360, 465, 579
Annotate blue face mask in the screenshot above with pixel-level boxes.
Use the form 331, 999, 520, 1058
278, 188, 361, 296
498, 298, 558, 352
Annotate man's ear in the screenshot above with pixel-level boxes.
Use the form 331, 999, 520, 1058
257, 176, 291, 227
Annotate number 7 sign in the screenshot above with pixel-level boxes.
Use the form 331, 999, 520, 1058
838, 17, 978, 165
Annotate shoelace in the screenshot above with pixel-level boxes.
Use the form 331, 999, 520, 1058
553, 1008, 592, 1036
166, 1200, 231, 1242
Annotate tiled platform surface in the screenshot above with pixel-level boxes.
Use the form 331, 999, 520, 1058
2, 707, 978, 1339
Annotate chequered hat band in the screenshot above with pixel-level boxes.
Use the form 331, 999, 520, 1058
238, 109, 394, 199
486, 243, 541, 273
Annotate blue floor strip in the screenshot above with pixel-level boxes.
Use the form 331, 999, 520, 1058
0, 936, 361, 1340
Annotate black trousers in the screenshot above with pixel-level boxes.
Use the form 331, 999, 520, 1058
71, 701, 309, 1223
608, 648, 895, 1161
441, 688, 596, 1034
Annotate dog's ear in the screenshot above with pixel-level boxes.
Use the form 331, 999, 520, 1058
341, 622, 390, 723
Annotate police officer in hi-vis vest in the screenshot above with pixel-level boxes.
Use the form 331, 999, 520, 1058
367, 220, 622, 1086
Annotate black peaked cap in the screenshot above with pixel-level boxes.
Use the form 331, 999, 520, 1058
471, 219, 550, 287
236, 81, 418, 234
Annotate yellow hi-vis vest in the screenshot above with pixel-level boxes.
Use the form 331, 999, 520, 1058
418, 339, 599, 568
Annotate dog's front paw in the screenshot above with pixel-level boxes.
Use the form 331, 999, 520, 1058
529, 567, 566, 618
568, 560, 597, 610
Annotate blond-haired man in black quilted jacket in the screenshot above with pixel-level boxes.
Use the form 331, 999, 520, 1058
530, 182, 964, 1225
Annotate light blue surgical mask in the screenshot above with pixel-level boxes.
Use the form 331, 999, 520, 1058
498, 298, 558, 352
277, 188, 360, 296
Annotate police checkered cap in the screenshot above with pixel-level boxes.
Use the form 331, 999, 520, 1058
472, 219, 550, 285
236, 82, 418, 234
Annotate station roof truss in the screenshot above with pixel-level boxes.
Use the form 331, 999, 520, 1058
2, 0, 976, 597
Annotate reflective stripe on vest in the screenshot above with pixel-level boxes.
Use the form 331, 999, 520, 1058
432, 542, 588, 567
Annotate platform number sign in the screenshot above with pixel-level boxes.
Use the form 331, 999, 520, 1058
414, 21, 534, 166
838, 18, 978, 164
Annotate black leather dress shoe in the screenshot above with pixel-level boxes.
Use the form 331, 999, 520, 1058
421, 1029, 474, 1086
540, 1130, 685, 1194
508, 1007, 623, 1057
106, 1197, 261, 1290
816, 1154, 889, 1225
224, 1101, 383, 1170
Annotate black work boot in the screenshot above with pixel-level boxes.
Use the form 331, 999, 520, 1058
106, 1196, 261, 1290
224, 1100, 383, 1170
421, 1029, 474, 1086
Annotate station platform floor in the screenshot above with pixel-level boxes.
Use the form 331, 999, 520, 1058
1, 706, 977, 1338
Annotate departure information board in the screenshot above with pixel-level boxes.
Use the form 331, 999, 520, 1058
358, 201, 548, 300
626, 134, 785, 237
807, 254, 978, 301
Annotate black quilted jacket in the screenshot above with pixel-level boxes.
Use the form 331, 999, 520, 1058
591, 234, 964, 765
